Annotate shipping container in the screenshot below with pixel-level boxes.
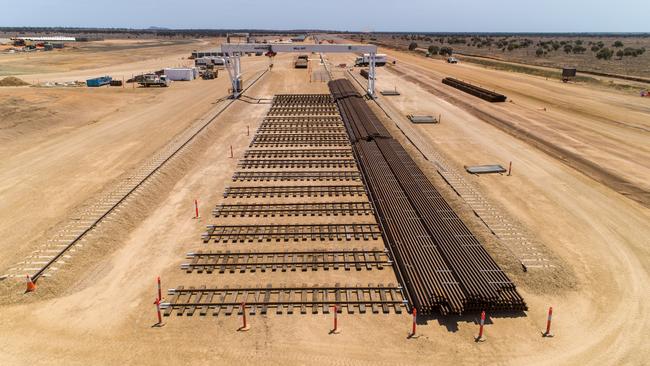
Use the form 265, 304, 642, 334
86, 76, 112, 87
164, 68, 195, 81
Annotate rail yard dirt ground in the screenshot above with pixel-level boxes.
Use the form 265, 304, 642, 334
0, 39, 648, 365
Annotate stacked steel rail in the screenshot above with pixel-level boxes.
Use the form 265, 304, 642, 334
442, 77, 507, 102
329, 79, 526, 314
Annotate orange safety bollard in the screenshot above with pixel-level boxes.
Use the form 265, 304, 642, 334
193, 199, 199, 219
26, 274, 36, 292
247, 125, 250, 136
508, 161, 512, 176
156, 276, 162, 302
410, 307, 417, 338
230, 145, 233, 158
475, 310, 487, 342
153, 298, 164, 327
239, 302, 250, 331
330, 304, 340, 334
543, 307, 554, 337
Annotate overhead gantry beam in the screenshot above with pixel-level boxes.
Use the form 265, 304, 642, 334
221, 43, 378, 98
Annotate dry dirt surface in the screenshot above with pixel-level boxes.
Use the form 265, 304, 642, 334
0, 39, 648, 365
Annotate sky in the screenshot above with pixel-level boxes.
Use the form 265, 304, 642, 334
0, 0, 648, 33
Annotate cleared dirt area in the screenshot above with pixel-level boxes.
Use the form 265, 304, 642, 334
0, 39, 648, 365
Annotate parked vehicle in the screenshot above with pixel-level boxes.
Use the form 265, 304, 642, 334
354, 53, 387, 67
138, 74, 170, 87
447, 57, 459, 64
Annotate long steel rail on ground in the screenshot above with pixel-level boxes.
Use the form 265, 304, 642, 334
25, 70, 269, 283
329, 78, 526, 314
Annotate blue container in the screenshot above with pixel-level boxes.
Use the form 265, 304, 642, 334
86, 76, 112, 87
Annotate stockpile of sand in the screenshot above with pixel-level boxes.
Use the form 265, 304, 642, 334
0, 77, 30, 86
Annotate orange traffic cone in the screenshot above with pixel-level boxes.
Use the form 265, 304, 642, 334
26, 274, 36, 292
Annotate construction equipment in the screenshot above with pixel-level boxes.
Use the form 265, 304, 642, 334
202, 70, 216, 80
138, 74, 170, 87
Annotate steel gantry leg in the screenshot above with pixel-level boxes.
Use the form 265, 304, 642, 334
225, 55, 242, 98
368, 52, 376, 98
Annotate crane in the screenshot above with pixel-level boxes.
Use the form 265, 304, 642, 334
221, 43, 379, 98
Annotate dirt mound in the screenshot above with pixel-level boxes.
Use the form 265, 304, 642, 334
0, 77, 30, 87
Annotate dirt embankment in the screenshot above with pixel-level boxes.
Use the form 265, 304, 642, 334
0, 76, 30, 86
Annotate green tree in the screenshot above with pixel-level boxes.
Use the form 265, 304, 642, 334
616, 49, 624, 59
535, 48, 545, 57
563, 44, 573, 54
613, 40, 624, 47
596, 48, 614, 60
427, 45, 439, 55
439, 46, 453, 56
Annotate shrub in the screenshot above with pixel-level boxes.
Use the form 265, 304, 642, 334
596, 48, 614, 60
564, 44, 573, 54
572, 46, 587, 54
408, 42, 418, 51
536, 48, 545, 57
612, 40, 624, 48
616, 49, 624, 59
439, 46, 453, 56
428, 45, 439, 55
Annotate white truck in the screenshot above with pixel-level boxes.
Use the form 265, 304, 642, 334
138, 74, 170, 87
354, 53, 387, 67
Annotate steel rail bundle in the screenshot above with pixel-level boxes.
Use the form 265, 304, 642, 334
202, 224, 382, 243
223, 185, 366, 198
181, 249, 390, 273
442, 77, 507, 103
237, 159, 357, 169
231, 171, 361, 182
161, 284, 405, 316
243, 149, 353, 159
328, 79, 526, 314
329, 80, 391, 141
213, 202, 373, 217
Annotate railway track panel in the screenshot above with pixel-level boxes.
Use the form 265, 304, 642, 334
182, 249, 390, 273
237, 159, 357, 169
202, 224, 382, 243
223, 185, 367, 199
161, 284, 406, 316
231, 171, 361, 182
213, 202, 374, 217
243, 149, 353, 159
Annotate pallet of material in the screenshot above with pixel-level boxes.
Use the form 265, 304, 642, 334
407, 115, 438, 124
465, 165, 507, 174
380, 89, 400, 96
442, 77, 507, 102
360, 69, 369, 79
